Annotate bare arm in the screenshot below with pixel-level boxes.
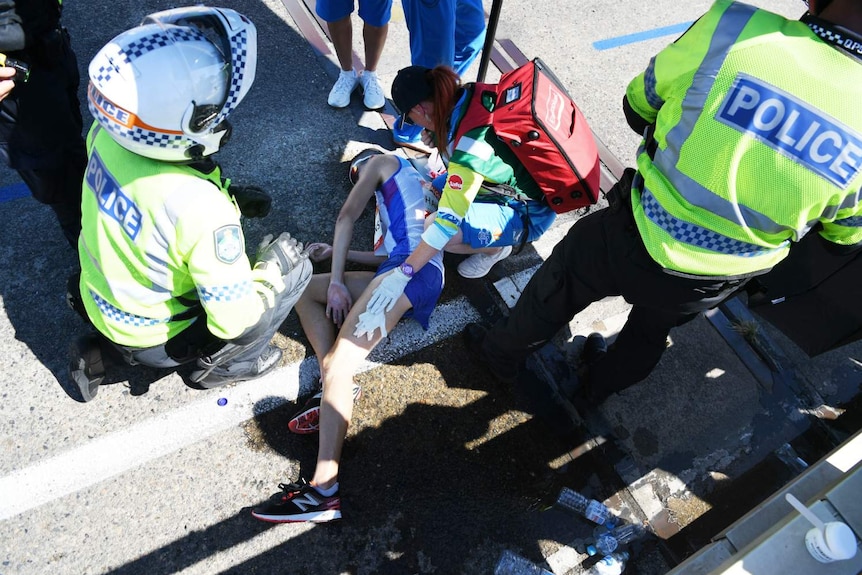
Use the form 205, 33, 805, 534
329, 157, 391, 283
347, 251, 386, 266
324, 155, 397, 326
306, 243, 385, 267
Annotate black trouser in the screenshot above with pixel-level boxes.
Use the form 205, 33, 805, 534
0, 28, 86, 249
67, 255, 312, 375
482, 171, 749, 397
66, 272, 222, 368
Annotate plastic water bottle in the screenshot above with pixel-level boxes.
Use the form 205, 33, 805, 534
494, 550, 553, 575
587, 524, 646, 556
584, 551, 630, 575
555, 487, 617, 527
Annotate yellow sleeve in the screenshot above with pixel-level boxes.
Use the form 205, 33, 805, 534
421, 162, 483, 251
177, 188, 268, 340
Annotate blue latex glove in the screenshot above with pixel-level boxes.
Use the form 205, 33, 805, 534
365, 267, 411, 315
353, 308, 388, 341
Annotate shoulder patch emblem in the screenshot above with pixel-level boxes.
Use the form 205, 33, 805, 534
214, 225, 243, 264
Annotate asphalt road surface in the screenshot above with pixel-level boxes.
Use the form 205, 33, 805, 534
4, 1, 856, 575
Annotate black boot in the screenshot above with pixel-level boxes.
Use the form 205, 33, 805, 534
69, 334, 106, 402
581, 332, 608, 367
193, 344, 283, 389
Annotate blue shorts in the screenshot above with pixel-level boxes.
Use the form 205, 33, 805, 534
316, 0, 392, 26
460, 199, 556, 248
375, 254, 444, 329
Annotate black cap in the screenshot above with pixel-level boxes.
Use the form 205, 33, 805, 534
391, 66, 432, 115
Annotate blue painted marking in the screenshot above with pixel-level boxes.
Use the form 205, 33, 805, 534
0, 182, 31, 203
593, 22, 693, 51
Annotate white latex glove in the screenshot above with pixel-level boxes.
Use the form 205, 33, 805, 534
365, 267, 411, 315
353, 308, 388, 341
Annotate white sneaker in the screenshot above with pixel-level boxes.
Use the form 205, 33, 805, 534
359, 70, 385, 110
457, 245, 513, 279
328, 70, 358, 108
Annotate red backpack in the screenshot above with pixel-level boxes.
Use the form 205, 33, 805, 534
454, 58, 601, 214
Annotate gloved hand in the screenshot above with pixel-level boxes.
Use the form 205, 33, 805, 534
229, 184, 272, 218
255, 232, 307, 275
366, 267, 411, 315
354, 308, 388, 341
326, 280, 352, 328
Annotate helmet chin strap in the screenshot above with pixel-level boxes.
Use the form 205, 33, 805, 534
181, 99, 232, 160
183, 121, 233, 161
185, 144, 206, 161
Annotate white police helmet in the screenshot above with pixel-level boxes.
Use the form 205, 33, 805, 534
87, 6, 257, 162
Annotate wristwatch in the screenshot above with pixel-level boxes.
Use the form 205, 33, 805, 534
399, 262, 415, 278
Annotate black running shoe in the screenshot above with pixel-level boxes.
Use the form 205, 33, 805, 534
251, 479, 341, 523
69, 334, 106, 402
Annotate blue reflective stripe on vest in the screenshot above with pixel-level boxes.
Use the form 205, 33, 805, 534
835, 215, 862, 227
641, 187, 788, 257
90, 290, 168, 327
198, 281, 253, 303
643, 56, 664, 110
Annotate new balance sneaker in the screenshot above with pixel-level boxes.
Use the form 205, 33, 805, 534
251, 478, 341, 523
457, 245, 513, 279
288, 385, 362, 434
327, 69, 358, 108
359, 70, 385, 110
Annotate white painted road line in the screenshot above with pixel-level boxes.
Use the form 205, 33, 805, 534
0, 296, 481, 521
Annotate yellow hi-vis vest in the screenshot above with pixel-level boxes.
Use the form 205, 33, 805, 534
625, 0, 862, 277
78, 123, 284, 348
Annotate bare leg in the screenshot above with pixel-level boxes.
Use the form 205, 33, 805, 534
295, 271, 376, 379
362, 23, 388, 71
327, 16, 354, 71
311, 275, 412, 490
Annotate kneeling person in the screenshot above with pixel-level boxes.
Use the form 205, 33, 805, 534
68, 7, 312, 401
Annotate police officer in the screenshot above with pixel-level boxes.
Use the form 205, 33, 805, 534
0, 0, 87, 248
68, 7, 312, 402
465, 0, 862, 404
